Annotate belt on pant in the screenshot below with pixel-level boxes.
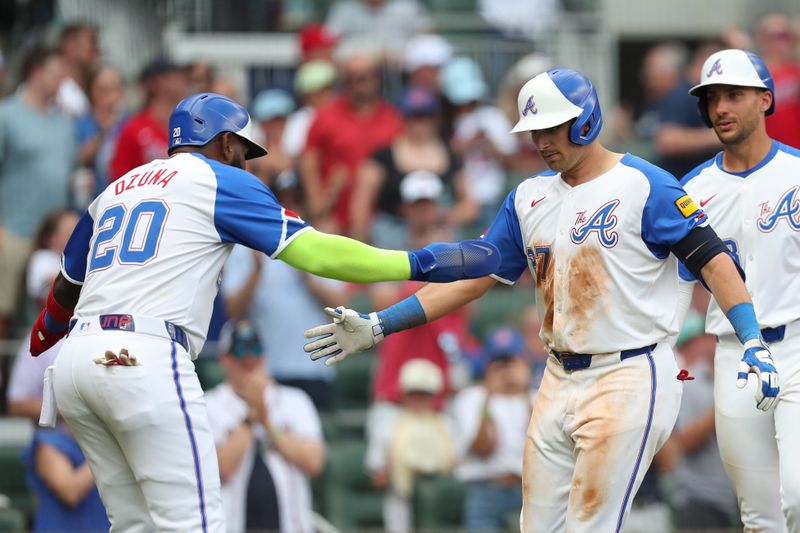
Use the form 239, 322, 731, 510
551, 344, 657, 371
761, 325, 785, 344
68, 314, 189, 352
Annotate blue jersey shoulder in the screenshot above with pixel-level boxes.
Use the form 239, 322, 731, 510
620, 153, 678, 186
679, 155, 718, 187
777, 141, 800, 159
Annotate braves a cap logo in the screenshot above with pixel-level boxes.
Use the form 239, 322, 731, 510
522, 96, 538, 116
706, 58, 723, 78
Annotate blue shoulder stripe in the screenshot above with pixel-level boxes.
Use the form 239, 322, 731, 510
679, 155, 718, 186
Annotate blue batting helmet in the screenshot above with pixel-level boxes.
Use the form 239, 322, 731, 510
689, 49, 775, 127
168, 93, 267, 159
511, 68, 602, 145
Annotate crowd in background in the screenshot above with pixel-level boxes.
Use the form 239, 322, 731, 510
0, 1, 799, 532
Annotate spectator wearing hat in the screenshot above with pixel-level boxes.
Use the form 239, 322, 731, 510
325, 0, 432, 62
452, 327, 534, 532
284, 60, 337, 160
351, 86, 477, 246
205, 320, 325, 533
300, 46, 402, 232
222, 176, 347, 411
441, 57, 516, 230
403, 33, 453, 93
299, 23, 339, 63
109, 58, 189, 179
366, 358, 456, 533
666, 311, 739, 529
250, 89, 296, 186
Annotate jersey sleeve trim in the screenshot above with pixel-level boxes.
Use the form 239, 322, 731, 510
489, 273, 516, 286
60, 258, 84, 286
269, 224, 312, 259
60, 210, 95, 285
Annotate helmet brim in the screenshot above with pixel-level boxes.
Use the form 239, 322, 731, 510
510, 109, 580, 134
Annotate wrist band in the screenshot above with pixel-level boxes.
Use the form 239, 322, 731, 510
726, 302, 761, 344
376, 294, 427, 336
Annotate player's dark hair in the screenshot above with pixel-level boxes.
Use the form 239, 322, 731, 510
59, 22, 97, 48
20, 44, 60, 82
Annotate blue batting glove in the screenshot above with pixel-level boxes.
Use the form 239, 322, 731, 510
408, 240, 501, 282
737, 338, 780, 411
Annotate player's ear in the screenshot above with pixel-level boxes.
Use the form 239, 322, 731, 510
759, 89, 773, 114
218, 132, 235, 164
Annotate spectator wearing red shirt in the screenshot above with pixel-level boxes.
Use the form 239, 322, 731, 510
300, 45, 402, 233
109, 59, 189, 180
758, 13, 800, 148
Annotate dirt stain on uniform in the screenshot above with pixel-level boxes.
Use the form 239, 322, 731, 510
565, 247, 609, 346
537, 247, 556, 332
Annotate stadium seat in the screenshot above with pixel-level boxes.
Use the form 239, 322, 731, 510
470, 286, 533, 340
332, 351, 374, 410
322, 440, 383, 530
0, 447, 32, 518
0, 508, 25, 533
413, 475, 467, 529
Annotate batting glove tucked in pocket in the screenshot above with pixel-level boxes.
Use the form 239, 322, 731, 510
303, 307, 384, 366
737, 338, 780, 411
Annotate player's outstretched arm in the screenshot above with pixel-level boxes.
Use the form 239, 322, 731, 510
303, 276, 496, 366
277, 229, 500, 284
700, 254, 779, 411
30, 273, 82, 357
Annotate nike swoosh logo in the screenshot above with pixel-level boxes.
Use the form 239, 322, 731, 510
531, 197, 546, 207
699, 194, 717, 207
475, 244, 494, 256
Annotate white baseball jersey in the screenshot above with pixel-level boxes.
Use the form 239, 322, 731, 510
484, 153, 707, 354
679, 141, 800, 337
61, 152, 309, 356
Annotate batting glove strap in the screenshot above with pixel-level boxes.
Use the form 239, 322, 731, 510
303, 307, 384, 366
408, 240, 501, 283
737, 338, 780, 411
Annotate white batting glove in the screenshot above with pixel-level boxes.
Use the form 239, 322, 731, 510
737, 338, 780, 411
303, 306, 385, 366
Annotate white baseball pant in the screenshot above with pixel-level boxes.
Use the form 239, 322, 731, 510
715, 321, 800, 533
53, 315, 225, 532
520, 343, 682, 533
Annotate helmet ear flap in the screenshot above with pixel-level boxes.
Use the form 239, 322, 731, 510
697, 95, 712, 128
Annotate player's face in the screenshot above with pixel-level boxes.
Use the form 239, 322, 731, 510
529, 121, 580, 173
705, 85, 770, 146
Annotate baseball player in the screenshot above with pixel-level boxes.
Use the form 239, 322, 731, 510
303, 69, 780, 532
28, 93, 500, 532
681, 49, 800, 532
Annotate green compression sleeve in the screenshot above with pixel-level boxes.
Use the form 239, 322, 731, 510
276, 229, 411, 283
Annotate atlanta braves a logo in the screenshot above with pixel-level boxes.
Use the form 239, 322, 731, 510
757, 186, 800, 232
522, 96, 538, 116
706, 58, 723, 78
570, 199, 621, 247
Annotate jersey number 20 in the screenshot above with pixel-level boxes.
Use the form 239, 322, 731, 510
89, 200, 169, 272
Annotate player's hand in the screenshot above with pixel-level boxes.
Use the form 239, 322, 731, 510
94, 349, 139, 366
30, 309, 68, 357
303, 306, 384, 366
737, 338, 780, 411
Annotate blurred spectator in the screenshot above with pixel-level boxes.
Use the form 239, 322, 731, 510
222, 175, 346, 410
205, 320, 325, 533
519, 306, 547, 390
109, 58, 189, 180
442, 57, 516, 229
188, 59, 215, 94
351, 87, 478, 246
75, 65, 126, 204
478, 0, 560, 41
670, 311, 740, 529
56, 22, 99, 117
452, 337, 533, 532
284, 60, 337, 159
652, 42, 723, 178
210, 76, 240, 101
325, 0, 432, 62
0, 45, 75, 330
7, 210, 78, 419
366, 359, 456, 533
299, 23, 339, 63
300, 46, 402, 232
403, 33, 453, 93
757, 12, 800, 148
250, 89, 296, 185
0, 49, 6, 97
25, 424, 109, 533
497, 53, 551, 177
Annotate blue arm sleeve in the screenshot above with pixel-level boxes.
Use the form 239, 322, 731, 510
61, 210, 94, 284
481, 188, 528, 283
638, 163, 708, 259
208, 158, 308, 257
